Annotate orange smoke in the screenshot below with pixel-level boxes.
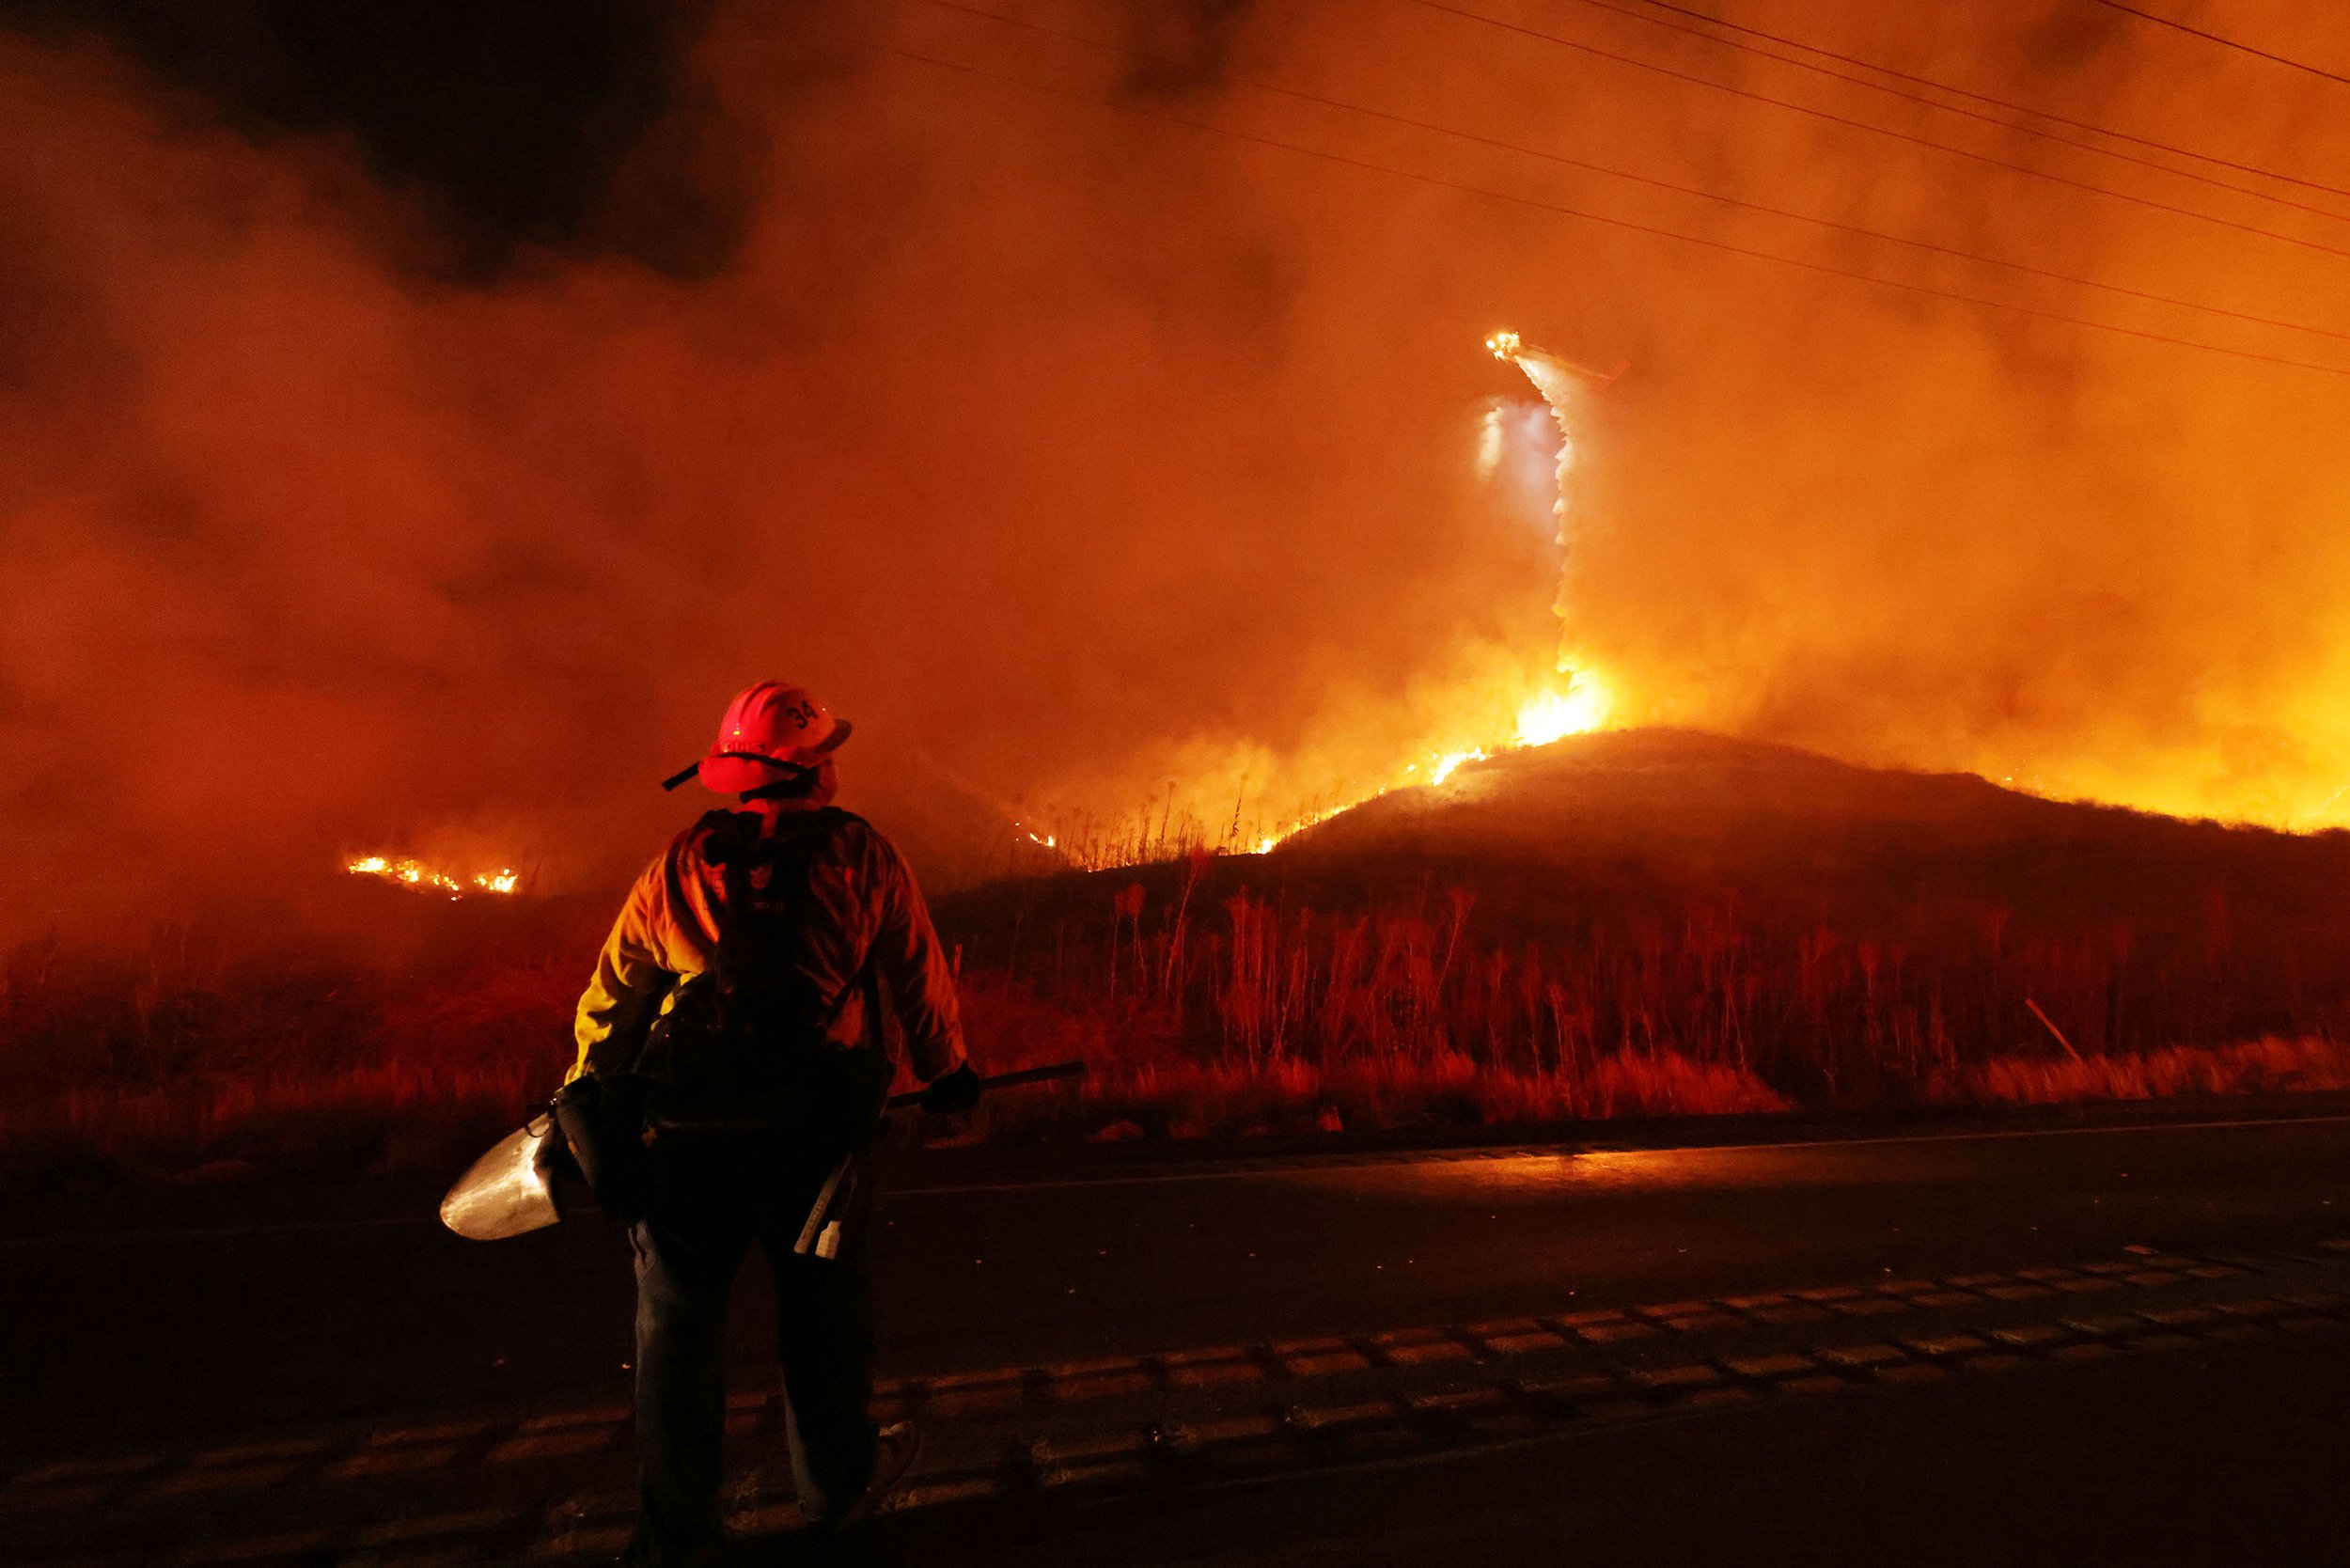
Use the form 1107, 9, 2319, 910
7, 2, 2350, 944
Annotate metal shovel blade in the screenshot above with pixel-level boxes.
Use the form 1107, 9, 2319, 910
440, 1120, 563, 1240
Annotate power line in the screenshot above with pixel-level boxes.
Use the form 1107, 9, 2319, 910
1604, 0, 2350, 207
839, 26, 2350, 379
1402, 0, 2350, 262
919, 0, 2350, 347
2088, 0, 2350, 88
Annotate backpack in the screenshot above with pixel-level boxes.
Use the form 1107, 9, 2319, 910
634, 808, 892, 1145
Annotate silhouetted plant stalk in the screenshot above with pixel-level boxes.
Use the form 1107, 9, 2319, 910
12, 872, 2350, 1177
964, 879, 2350, 1112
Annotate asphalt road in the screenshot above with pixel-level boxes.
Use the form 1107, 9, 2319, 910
863, 1326, 2350, 1568
3, 1105, 2344, 1469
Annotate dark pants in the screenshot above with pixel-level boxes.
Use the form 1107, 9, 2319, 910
626, 1137, 877, 1563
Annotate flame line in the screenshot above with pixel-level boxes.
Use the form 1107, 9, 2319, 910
346, 855, 520, 898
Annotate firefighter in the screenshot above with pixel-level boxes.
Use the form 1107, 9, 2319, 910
569, 680, 980, 1565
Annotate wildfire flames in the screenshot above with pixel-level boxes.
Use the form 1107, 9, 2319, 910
1228, 666, 1614, 855
1302, 331, 1622, 816
1276, 330, 1624, 820
336, 328, 1616, 885
1019, 330, 1620, 871
346, 855, 519, 899
25, 0, 2350, 965
1419, 675, 1619, 790
1516, 679, 1612, 747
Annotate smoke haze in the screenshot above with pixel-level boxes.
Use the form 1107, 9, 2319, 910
6, 0, 2350, 944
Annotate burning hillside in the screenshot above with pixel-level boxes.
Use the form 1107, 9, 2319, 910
13, 5, 2350, 944
14, 724, 2350, 1187
1005, 325, 1622, 871
1280, 726, 2350, 911
12, 3, 2350, 1178
936, 727, 2350, 1125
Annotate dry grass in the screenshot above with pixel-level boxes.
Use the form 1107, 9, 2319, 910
0, 923, 580, 1182
1946, 1035, 2350, 1106
7, 829, 2350, 1183
932, 814, 2350, 1146
0, 1063, 533, 1183
1070, 1053, 1789, 1140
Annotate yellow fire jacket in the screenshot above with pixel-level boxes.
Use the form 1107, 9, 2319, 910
570, 806, 967, 1087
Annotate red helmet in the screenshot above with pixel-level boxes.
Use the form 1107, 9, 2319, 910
664, 682, 853, 792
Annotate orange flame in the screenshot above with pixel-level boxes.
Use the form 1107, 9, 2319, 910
1018, 329, 1620, 870
346, 855, 519, 899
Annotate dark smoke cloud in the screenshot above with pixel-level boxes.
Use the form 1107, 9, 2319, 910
0, 0, 748, 278
6, 0, 2350, 950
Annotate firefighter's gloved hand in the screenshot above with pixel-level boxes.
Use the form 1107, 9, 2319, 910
919, 1063, 982, 1115
531, 1105, 584, 1184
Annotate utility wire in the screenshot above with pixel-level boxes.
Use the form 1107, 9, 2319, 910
1599, 0, 2350, 207
840, 26, 2350, 379
1403, 0, 2350, 262
2087, 0, 2350, 88
920, 0, 2350, 347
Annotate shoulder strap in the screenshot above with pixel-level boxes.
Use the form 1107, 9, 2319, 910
807, 810, 885, 1043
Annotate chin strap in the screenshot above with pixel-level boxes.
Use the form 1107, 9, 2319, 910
660, 752, 818, 792
667, 752, 832, 799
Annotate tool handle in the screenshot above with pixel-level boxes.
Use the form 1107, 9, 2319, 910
887, 1058, 1087, 1110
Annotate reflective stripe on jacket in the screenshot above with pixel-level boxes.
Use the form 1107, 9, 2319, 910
570, 806, 965, 1086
